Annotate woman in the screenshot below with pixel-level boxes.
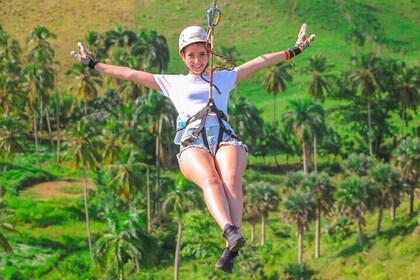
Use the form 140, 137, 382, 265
71, 24, 315, 273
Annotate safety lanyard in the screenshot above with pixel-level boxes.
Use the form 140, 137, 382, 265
206, 0, 221, 100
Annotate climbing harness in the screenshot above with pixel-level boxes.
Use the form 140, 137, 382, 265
180, 0, 240, 154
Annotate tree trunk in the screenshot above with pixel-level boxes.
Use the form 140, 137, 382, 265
390, 200, 396, 221
261, 215, 266, 246
400, 107, 406, 137
315, 206, 321, 258
155, 119, 162, 216
45, 108, 54, 153
251, 223, 255, 243
377, 204, 383, 235
298, 228, 303, 264
147, 168, 151, 233
409, 187, 414, 217
357, 218, 364, 246
0, 155, 9, 197
33, 107, 41, 169
273, 94, 277, 123
80, 159, 93, 261
55, 91, 61, 164
313, 134, 318, 176
39, 101, 44, 144
302, 142, 308, 175
174, 219, 182, 280
367, 101, 373, 157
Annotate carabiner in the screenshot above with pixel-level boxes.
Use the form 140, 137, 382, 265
207, 7, 222, 27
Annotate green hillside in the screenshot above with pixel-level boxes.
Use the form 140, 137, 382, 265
1, 0, 418, 119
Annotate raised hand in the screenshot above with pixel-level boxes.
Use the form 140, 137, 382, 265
70, 42, 98, 69
294, 23, 315, 52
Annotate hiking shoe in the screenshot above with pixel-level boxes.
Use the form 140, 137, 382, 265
223, 224, 246, 252
215, 247, 238, 273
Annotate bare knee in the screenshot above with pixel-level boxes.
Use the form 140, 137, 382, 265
222, 173, 242, 191
200, 173, 223, 190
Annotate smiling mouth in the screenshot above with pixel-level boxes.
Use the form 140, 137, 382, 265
190, 65, 203, 73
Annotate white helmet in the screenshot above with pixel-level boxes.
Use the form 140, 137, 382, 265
179, 26, 208, 53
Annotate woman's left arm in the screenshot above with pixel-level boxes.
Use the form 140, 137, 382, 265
236, 24, 315, 84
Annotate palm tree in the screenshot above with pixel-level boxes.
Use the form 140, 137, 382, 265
282, 191, 316, 263
99, 119, 123, 166
342, 153, 375, 177
64, 118, 100, 261
283, 99, 325, 175
0, 116, 27, 196
348, 53, 383, 156
67, 63, 102, 114
303, 172, 335, 258
0, 198, 19, 254
95, 211, 152, 280
107, 151, 148, 201
132, 29, 170, 74
137, 93, 176, 215
247, 183, 279, 245
0, 58, 22, 117
302, 55, 332, 174
302, 55, 333, 102
0, 26, 22, 60
262, 63, 292, 123
393, 63, 419, 136
162, 175, 200, 280
84, 30, 107, 61
370, 163, 401, 234
104, 24, 137, 54
22, 63, 43, 167
26, 26, 57, 150
228, 95, 264, 148
392, 137, 420, 217
345, 24, 366, 62
26, 26, 56, 64
0, 28, 22, 117
336, 176, 374, 246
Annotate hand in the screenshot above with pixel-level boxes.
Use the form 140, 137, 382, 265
70, 42, 98, 69
294, 23, 315, 52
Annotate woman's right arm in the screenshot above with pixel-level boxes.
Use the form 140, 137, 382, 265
70, 42, 161, 91
95, 63, 161, 91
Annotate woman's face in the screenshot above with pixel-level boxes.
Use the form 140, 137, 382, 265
181, 43, 209, 75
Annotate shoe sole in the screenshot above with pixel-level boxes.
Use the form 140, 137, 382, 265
229, 237, 246, 252
215, 260, 234, 273
215, 264, 233, 274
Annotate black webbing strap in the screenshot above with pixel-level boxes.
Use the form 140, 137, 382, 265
181, 99, 237, 152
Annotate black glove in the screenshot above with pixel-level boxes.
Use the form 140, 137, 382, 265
288, 24, 316, 58
70, 42, 98, 69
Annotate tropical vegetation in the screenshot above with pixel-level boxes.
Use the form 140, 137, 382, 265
0, 1, 418, 279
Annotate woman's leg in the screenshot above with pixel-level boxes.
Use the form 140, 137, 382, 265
214, 145, 247, 228
178, 147, 232, 229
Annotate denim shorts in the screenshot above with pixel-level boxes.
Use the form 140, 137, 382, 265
176, 125, 248, 163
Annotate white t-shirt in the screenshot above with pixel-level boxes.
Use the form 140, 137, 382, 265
154, 68, 238, 127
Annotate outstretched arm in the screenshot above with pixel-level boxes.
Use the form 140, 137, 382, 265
236, 24, 315, 84
70, 42, 161, 91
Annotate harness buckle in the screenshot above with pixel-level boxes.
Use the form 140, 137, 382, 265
190, 131, 199, 140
